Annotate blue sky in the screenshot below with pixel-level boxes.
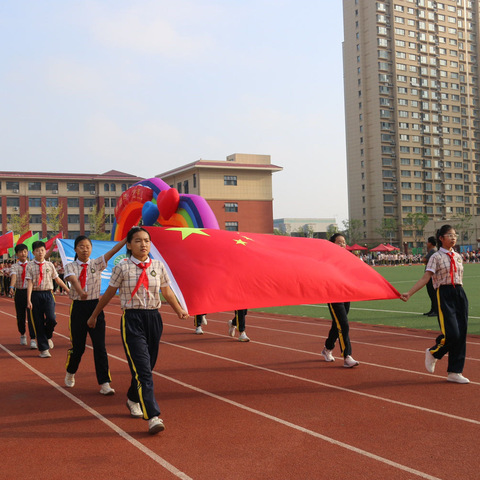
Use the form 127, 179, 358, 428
0, 1, 347, 224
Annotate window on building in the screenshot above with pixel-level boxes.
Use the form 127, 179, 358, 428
45, 182, 58, 191
46, 198, 58, 207
193, 174, 197, 188
84, 199, 96, 208
67, 183, 79, 192
177, 182, 182, 193
225, 203, 238, 212
30, 214, 42, 224
183, 180, 189, 194
104, 183, 110, 192
111, 184, 117, 192
224, 176, 237, 186
68, 198, 79, 207
6, 181, 19, 190
7, 198, 20, 207
68, 215, 81, 224
29, 198, 41, 208
111, 199, 117, 207
83, 183, 96, 193
225, 221, 238, 231
104, 198, 110, 208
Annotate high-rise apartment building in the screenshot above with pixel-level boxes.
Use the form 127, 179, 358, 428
343, 0, 480, 249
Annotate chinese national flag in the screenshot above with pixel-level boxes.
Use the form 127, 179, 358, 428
145, 227, 400, 315
0, 231, 14, 256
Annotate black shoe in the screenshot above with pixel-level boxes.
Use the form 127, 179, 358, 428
427, 312, 437, 317
423, 311, 433, 316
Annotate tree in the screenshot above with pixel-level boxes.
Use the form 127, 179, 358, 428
89, 205, 110, 240
375, 218, 397, 243
44, 205, 64, 235
452, 213, 473, 245
9, 212, 31, 236
326, 224, 338, 239
342, 219, 362, 245
404, 212, 429, 247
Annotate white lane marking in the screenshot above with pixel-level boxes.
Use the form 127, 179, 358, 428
0, 343, 193, 480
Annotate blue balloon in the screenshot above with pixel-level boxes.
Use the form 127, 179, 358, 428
142, 201, 160, 226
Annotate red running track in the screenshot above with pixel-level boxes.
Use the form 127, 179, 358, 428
1, 294, 479, 480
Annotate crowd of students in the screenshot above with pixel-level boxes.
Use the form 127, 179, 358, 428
2, 223, 472, 436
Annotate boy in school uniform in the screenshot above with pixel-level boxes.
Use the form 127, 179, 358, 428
26, 241, 70, 358
9, 244, 37, 349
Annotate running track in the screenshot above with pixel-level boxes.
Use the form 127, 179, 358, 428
1, 295, 479, 480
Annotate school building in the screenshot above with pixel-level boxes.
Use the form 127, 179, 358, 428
0, 170, 142, 239
157, 153, 283, 233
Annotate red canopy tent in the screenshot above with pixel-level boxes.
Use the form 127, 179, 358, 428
385, 243, 400, 251
347, 243, 368, 251
370, 244, 395, 252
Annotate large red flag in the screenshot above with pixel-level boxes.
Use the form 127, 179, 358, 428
145, 227, 400, 315
45, 232, 63, 251
16, 231, 33, 246
0, 231, 14, 256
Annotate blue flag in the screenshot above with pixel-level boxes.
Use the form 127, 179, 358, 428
57, 239, 127, 295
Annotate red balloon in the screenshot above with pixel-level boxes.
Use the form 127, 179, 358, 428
157, 188, 180, 220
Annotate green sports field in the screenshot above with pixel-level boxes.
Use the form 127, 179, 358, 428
255, 263, 480, 335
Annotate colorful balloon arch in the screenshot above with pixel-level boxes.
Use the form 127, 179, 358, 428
111, 177, 219, 241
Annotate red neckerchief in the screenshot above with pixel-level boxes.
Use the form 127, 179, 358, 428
446, 251, 457, 287
79, 263, 88, 289
20, 262, 27, 286
35, 261, 44, 286
130, 259, 152, 300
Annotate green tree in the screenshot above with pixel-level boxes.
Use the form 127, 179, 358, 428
44, 205, 64, 235
375, 218, 398, 243
10, 212, 31, 236
326, 224, 338, 239
452, 213, 473, 245
342, 219, 362, 245
404, 212, 429, 248
89, 205, 110, 240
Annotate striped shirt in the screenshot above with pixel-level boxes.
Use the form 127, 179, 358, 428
426, 247, 463, 289
25, 260, 58, 291
10, 261, 29, 289
109, 257, 170, 310
64, 256, 107, 301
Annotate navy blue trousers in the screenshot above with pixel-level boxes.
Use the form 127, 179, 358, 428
121, 309, 163, 420
326, 302, 352, 357
231, 309, 247, 332
66, 299, 111, 385
15, 289, 35, 338
431, 285, 468, 374
30, 291, 57, 352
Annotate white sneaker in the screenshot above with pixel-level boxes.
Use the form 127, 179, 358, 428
201, 315, 207, 325
126, 399, 143, 418
48, 338, 54, 349
148, 416, 165, 435
321, 347, 335, 362
425, 348, 437, 373
20, 335, 27, 346
99, 383, 115, 395
195, 326, 204, 335
65, 372, 75, 387
39, 350, 51, 358
238, 331, 250, 342
343, 355, 359, 368
30, 339, 37, 349
447, 373, 470, 384
228, 320, 236, 337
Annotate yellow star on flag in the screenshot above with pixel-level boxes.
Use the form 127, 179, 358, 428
166, 228, 210, 240
234, 239, 247, 246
